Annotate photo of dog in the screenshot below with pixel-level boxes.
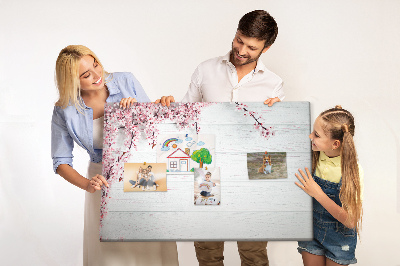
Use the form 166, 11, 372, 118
258, 152, 272, 174
248, 152, 287, 180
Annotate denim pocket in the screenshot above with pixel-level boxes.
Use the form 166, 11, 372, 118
316, 224, 327, 244
337, 223, 356, 237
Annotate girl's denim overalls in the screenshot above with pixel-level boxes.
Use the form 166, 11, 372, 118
298, 174, 357, 265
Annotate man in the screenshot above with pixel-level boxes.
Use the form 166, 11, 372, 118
158, 10, 283, 266
159, 10, 283, 107
147, 165, 158, 190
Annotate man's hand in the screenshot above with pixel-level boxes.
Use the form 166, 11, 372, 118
263, 97, 281, 107
155, 96, 175, 107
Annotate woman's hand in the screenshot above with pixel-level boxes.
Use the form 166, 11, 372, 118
86, 174, 109, 193
155, 95, 175, 107
295, 167, 324, 198
119, 97, 137, 109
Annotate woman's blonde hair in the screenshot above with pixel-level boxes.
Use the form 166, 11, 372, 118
55, 45, 106, 110
312, 105, 362, 233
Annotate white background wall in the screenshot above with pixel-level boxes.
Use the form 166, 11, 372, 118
1, 0, 399, 265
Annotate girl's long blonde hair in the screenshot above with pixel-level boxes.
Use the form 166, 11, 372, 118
55, 45, 106, 111
312, 105, 362, 233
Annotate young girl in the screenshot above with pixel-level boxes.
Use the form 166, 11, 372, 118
51, 45, 178, 265
295, 105, 363, 266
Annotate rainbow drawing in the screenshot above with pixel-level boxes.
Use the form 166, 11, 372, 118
162, 138, 179, 148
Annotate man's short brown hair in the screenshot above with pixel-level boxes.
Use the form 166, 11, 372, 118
238, 10, 278, 49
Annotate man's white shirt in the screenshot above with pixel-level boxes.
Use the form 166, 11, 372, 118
182, 51, 284, 102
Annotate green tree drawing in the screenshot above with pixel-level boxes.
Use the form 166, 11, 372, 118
191, 148, 212, 168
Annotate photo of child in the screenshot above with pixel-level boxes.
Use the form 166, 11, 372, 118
247, 152, 288, 180
123, 163, 167, 192
194, 168, 220, 205
199, 172, 215, 197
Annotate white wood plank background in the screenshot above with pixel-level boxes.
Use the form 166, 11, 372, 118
100, 102, 313, 241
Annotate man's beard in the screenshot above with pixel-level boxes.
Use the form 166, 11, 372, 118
230, 46, 263, 66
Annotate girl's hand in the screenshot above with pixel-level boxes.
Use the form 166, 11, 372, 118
295, 167, 324, 198
155, 96, 175, 107
119, 97, 137, 109
86, 174, 109, 193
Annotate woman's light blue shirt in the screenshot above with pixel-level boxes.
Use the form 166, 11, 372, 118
51, 72, 150, 173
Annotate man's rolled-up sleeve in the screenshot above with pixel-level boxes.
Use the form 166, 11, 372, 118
272, 80, 285, 101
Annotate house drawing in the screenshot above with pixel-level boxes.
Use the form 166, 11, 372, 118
167, 148, 191, 171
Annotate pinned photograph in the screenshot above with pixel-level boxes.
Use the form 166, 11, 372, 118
123, 163, 167, 192
156, 134, 215, 173
194, 168, 220, 205
247, 152, 287, 180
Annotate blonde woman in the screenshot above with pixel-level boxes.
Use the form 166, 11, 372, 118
51, 45, 178, 265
